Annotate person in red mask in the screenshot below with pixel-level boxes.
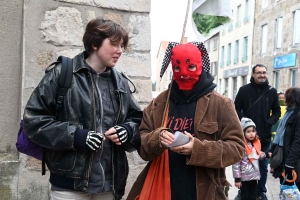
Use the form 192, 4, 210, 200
127, 42, 245, 200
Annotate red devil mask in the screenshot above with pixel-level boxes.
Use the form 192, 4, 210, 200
171, 43, 203, 90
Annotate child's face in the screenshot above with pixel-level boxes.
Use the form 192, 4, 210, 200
244, 127, 256, 141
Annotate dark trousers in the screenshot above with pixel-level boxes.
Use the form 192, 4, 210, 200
241, 180, 257, 200
257, 142, 270, 195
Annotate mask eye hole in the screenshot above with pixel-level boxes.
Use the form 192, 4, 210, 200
188, 64, 197, 71
186, 59, 190, 64
176, 60, 180, 64
174, 65, 180, 72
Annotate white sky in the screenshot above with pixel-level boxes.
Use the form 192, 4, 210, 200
150, 0, 199, 82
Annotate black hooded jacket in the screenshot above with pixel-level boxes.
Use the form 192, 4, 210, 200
168, 71, 216, 200
234, 77, 281, 143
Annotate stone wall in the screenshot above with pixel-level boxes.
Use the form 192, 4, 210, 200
252, 0, 300, 92
0, 0, 151, 199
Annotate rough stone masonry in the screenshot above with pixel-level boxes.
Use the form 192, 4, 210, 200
0, 0, 151, 199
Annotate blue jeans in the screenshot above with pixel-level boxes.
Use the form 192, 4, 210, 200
257, 142, 270, 195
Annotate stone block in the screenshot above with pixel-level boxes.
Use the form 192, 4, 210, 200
130, 80, 152, 103
40, 7, 84, 46
103, 13, 124, 27
56, 48, 84, 59
128, 15, 151, 51
54, 0, 150, 12
86, 11, 96, 23
115, 53, 151, 78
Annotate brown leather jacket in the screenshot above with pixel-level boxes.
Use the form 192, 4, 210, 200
128, 89, 245, 200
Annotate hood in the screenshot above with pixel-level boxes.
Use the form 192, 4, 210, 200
170, 71, 216, 104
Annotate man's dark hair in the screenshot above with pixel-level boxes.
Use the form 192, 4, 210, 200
285, 87, 300, 107
252, 64, 267, 73
277, 92, 284, 96
83, 17, 129, 55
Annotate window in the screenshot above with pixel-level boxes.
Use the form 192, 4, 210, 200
262, 0, 268, 10
207, 40, 210, 52
244, 0, 250, 23
210, 62, 218, 76
221, 46, 225, 67
262, 24, 268, 53
242, 36, 248, 62
290, 69, 298, 87
227, 43, 231, 66
236, 5, 241, 27
293, 10, 300, 44
213, 38, 218, 50
276, 17, 283, 48
234, 40, 239, 64
274, 71, 279, 89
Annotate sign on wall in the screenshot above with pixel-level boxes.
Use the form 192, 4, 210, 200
223, 66, 249, 78
274, 53, 296, 69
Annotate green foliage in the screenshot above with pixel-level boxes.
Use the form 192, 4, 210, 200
193, 13, 230, 36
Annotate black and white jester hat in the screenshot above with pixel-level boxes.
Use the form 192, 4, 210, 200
159, 41, 211, 78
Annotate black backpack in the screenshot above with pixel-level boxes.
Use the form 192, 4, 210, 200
16, 56, 73, 175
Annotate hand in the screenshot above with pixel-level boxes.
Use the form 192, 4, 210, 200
284, 165, 294, 181
114, 125, 128, 144
170, 131, 194, 155
86, 131, 104, 151
160, 130, 174, 147
235, 182, 242, 189
105, 125, 128, 145
264, 152, 271, 159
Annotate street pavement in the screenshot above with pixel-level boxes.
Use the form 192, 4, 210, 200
226, 164, 281, 200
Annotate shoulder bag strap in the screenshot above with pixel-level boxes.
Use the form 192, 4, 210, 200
245, 86, 273, 114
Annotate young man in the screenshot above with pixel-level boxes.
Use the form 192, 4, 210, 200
234, 64, 281, 200
127, 42, 245, 200
23, 18, 142, 200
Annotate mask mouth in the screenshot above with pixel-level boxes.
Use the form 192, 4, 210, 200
177, 76, 196, 81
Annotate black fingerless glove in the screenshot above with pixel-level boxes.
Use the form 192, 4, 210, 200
114, 125, 128, 144
86, 131, 104, 151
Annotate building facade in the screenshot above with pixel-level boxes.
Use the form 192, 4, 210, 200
252, 0, 300, 93
204, 33, 220, 85
218, 0, 256, 100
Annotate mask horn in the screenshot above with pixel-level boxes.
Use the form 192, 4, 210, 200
190, 42, 210, 72
159, 42, 179, 78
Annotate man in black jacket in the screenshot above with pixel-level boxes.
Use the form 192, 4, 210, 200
23, 18, 142, 200
234, 64, 281, 200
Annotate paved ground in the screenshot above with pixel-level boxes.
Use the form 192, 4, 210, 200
226, 164, 281, 200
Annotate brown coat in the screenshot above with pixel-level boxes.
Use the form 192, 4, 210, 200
127, 90, 245, 200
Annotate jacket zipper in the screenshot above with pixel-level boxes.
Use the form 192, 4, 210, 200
86, 71, 95, 190
111, 89, 123, 197
95, 73, 105, 192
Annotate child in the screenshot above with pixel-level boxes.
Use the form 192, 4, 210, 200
232, 117, 267, 200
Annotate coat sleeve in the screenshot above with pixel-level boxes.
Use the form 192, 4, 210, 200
285, 116, 300, 167
234, 88, 245, 120
187, 98, 245, 168
23, 66, 78, 151
138, 100, 170, 161
120, 89, 143, 152
232, 160, 242, 179
266, 88, 281, 125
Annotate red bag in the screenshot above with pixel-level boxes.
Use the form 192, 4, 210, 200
135, 103, 171, 200
135, 150, 171, 200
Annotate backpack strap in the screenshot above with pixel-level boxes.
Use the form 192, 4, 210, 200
56, 56, 73, 111
121, 71, 136, 93
42, 56, 73, 175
